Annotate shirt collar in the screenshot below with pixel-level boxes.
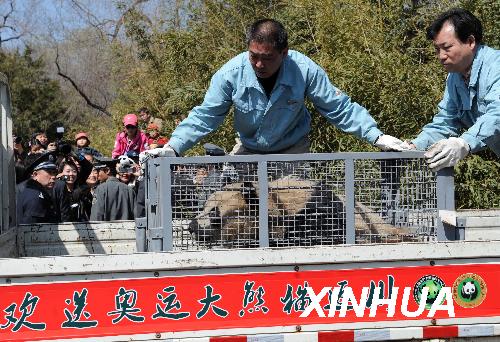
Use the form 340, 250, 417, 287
469, 45, 485, 87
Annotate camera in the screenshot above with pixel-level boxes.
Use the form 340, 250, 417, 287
60, 175, 70, 182
14, 136, 22, 144
117, 156, 135, 174
53, 126, 72, 155
56, 126, 65, 141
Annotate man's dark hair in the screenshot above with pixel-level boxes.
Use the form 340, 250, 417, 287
138, 107, 149, 114
246, 19, 288, 51
427, 8, 483, 44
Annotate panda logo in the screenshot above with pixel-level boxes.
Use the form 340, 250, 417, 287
453, 273, 487, 308
460, 281, 477, 300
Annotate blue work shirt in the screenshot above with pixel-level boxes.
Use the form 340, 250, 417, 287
412, 45, 500, 156
169, 50, 383, 154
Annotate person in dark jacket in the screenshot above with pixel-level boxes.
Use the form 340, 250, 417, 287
52, 160, 78, 222
72, 168, 99, 221
90, 157, 135, 221
17, 152, 58, 224
51, 153, 95, 222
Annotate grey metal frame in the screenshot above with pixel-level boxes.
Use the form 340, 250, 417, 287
0, 73, 16, 233
144, 151, 455, 252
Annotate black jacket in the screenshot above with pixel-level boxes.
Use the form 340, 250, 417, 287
17, 179, 58, 224
52, 180, 72, 222
90, 177, 135, 221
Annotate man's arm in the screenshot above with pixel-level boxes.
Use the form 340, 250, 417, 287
305, 64, 382, 145
168, 71, 234, 155
412, 79, 463, 150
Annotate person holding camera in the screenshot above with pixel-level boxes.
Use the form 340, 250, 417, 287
72, 168, 99, 221
51, 150, 95, 222
52, 160, 77, 222
116, 156, 138, 187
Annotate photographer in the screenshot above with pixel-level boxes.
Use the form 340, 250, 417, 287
72, 168, 99, 221
116, 155, 139, 186
52, 152, 96, 222
52, 160, 76, 222
28, 134, 45, 155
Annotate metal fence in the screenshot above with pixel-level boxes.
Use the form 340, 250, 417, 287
144, 152, 455, 252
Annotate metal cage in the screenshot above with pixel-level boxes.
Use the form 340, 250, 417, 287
144, 152, 455, 252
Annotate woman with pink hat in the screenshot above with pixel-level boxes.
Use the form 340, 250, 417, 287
112, 113, 149, 159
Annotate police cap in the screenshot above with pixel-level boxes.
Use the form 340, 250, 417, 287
25, 151, 58, 176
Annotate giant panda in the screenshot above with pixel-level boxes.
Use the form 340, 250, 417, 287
187, 175, 418, 248
188, 176, 345, 247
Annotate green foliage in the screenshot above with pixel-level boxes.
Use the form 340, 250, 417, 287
0, 48, 67, 141
111, 0, 499, 208
455, 153, 500, 209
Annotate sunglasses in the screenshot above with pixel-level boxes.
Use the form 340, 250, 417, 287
125, 125, 137, 129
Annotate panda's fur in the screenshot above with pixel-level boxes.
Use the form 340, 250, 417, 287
188, 175, 418, 247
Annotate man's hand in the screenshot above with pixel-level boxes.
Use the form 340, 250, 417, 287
424, 137, 470, 172
139, 145, 177, 165
401, 141, 417, 150
374, 135, 411, 152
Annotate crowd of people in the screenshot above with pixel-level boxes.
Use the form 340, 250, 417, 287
15, 108, 169, 224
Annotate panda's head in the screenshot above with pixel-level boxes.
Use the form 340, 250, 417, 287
461, 281, 477, 300
188, 182, 257, 244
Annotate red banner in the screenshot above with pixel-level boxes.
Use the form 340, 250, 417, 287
0, 263, 498, 341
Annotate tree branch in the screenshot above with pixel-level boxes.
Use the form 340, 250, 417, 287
55, 50, 111, 116
110, 0, 149, 42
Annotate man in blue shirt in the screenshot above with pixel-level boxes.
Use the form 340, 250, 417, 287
143, 19, 405, 158
409, 9, 500, 171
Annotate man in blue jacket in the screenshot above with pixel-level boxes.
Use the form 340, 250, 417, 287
409, 8, 500, 171
142, 19, 405, 158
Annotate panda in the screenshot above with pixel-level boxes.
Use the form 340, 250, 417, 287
187, 175, 418, 248
188, 176, 345, 247
461, 281, 478, 300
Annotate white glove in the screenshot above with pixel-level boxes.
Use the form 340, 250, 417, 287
400, 140, 416, 150
424, 137, 470, 172
374, 135, 411, 152
139, 145, 177, 164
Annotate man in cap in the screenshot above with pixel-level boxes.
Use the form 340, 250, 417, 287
74, 132, 102, 159
17, 152, 59, 224
90, 157, 135, 221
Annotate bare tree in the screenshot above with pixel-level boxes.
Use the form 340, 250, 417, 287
0, 0, 24, 47
51, 0, 152, 116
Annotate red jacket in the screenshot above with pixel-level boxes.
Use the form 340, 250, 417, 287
112, 130, 148, 159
